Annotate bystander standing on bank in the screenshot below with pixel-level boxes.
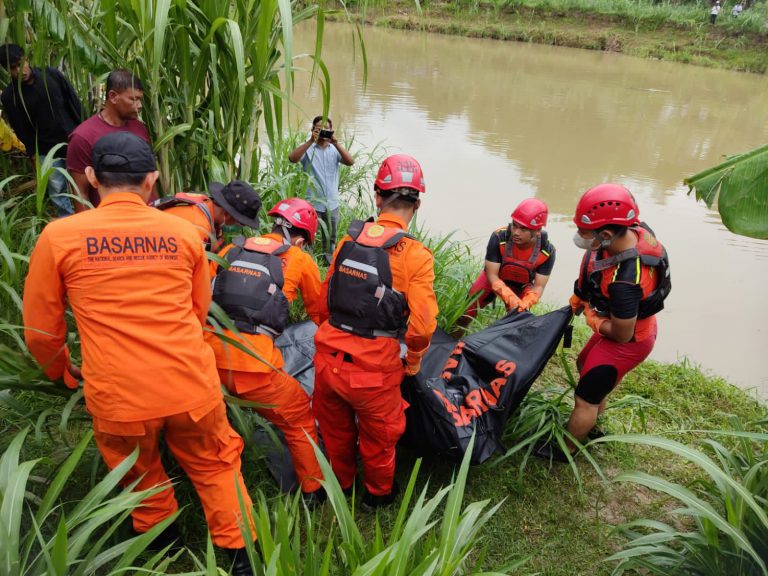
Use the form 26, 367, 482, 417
288, 115, 354, 263
67, 69, 154, 211
0, 44, 82, 217
710, 1, 722, 24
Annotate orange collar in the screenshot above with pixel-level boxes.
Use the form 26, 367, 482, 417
98, 192, 149, 207
376, 213, 408, 230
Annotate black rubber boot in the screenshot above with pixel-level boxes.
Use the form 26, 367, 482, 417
587, 427, 606, 441
132, 521, 185, 554
302, 486, 327, 508
361, 481, 400, 510
226, 547, 254, 576
533, 440, 572, 464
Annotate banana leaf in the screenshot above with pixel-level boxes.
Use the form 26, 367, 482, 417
684, 143, 768, 239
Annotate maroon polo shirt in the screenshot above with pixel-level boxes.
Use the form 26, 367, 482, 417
66, 114, 152, 207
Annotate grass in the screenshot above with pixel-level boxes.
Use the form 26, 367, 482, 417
336, 0, 768, 73
2, 313, 765, 574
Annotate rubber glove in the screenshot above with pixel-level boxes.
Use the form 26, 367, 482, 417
490, 279, 521, 311
404, 354, 421, 376
569, 294, 587, 316
63, 362, 81, 390
583, 307, 608, 334
518, 291, 540, 311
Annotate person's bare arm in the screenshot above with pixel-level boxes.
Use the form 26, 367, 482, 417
70, 171, 92, 213
529, 272, 550, 298
484, 261, 501, 284
595, 315, 637, 343
288, 127, 320, 163
331, 137, 355, 166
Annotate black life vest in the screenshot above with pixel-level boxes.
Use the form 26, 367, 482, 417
497, 229, 552, 289
154, 193, 216, 242
574, 223, 671, 320
212, 236, 290, 338
328, 219, 413, 339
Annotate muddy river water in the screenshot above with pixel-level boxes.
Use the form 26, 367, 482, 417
289, 23, 768, 399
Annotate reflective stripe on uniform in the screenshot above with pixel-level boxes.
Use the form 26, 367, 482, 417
230, 260, 271, 275
340, 258, 379, 276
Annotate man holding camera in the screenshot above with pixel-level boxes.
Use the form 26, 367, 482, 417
288, 116, 354, 263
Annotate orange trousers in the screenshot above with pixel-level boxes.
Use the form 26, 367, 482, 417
219, 369, 323, 493
312, 351, 407, 496
92, 402, 253, 549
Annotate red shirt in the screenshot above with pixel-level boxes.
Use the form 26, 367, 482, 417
66, 114, 152, 206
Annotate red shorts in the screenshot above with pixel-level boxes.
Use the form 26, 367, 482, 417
575, 327, 657, 405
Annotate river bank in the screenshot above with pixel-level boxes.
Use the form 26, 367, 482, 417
335, 0, 768, 73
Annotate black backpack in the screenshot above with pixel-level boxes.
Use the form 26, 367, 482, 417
212, 237, 290, 337
328, 219, 413, 339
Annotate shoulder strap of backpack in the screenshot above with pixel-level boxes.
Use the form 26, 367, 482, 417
195, 202, 216, 236
347, 220, 366, 241
381, 230, 415, 249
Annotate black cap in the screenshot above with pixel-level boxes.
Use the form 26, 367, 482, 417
92, 132, 157, 173
209, 180, 261, 229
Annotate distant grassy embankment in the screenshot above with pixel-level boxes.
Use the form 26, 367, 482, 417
338, 0, 768, 73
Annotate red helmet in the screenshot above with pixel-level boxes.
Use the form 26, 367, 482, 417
268, 198, 318, 242
374, 154, 426, 195
573, 183, 639, 230
511, 198, 548, 230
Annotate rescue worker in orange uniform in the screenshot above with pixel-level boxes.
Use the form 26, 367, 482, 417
538, 183, 670, 462
205, 197, 326, 504
313, 154, 438, 508
155, 180, 262, 249
22, 132, 255, 575
459, 198, 555, 331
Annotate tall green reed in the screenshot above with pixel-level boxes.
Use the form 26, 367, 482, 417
230, 434, 516, 575
3, 0, 366, 194
0, 428, 191, 575
600, 422, 768, 576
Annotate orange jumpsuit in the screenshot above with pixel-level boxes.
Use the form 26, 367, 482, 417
313, 213, 438, 495
22, 192, 252, 549
205, 233, 325, 493
163, 198, 218, 247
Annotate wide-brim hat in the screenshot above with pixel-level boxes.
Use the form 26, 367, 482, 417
209, 180, 261, 229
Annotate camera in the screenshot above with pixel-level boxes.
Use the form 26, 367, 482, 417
319, 129, 334, 140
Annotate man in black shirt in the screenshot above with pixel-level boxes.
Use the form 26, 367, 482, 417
1, 44, 83, 217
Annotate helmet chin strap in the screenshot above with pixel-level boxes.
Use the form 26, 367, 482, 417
378, 190, 418, 214
274, 217, 293, 245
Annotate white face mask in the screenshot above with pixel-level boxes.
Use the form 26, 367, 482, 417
572, 232, 595, 250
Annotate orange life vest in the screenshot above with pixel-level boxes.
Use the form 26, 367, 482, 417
498, 229, 552, 289
574, 223, 671, 319
154, 192, 215, 238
